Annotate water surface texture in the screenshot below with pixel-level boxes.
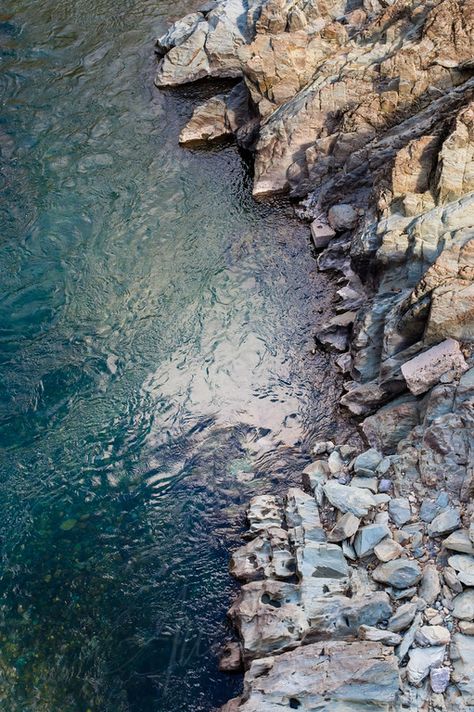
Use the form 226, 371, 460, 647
0, 1, 346, 709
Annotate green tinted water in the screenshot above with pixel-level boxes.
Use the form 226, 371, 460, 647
0, 0, 346, 709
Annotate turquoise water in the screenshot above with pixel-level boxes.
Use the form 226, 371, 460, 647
0, 0, 348, 709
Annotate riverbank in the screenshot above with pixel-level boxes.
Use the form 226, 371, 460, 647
155, 0, 474, 709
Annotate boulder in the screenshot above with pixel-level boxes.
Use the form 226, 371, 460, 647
353, 448, 383, 476
179, 95, 230, 145
236, 640, 400, 711
247, 495, 284, 534
327, 204, 358, 232
359, 625, 402, 646
401, 338, 468, 396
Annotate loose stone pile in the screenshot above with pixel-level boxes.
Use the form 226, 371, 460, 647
222, 430, 474, 710
153, 0, 474, 708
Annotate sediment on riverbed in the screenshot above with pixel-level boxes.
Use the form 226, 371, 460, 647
154, 0, 474, 709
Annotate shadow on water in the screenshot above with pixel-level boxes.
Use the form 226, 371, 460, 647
0, 0, 357, 710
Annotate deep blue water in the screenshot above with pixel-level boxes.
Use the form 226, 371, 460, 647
0, 1, 349, 709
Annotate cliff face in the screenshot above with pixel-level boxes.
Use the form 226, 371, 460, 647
156, 1, 474, 710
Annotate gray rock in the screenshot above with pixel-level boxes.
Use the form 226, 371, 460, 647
301, 542, 349, 580
397, 611, 423, 660
388, 497, 411, 526
459, 621, 474, 635
353, 448, 383, 476
379, 478, 392, 493
230, 527, 294, 581
350, 476, 378, 492
388, 586, 418, 601
428, 508, 461, 537
444, 529, 474, 554
388, 602, 417, 632
327, 512, 360, 543
305, 591, 392, 639
361, 395, 419, 455
327, 450, 345, 474
419, 564, 441, 605
229, 579, 307, 659
372, 559, 422, 589
323, 481, 376, 517
416, 625, 451, 646
359, 625, 402, 646
420, 493, 450, 523
448, 554, 474, 586
247, 495, 283, 534
451, 633, 474, 704
407, 645, 446, 685
311, 440, 334, 456
328, 204, 358, 232
443, 567, 463, 593
374, 538, 405, 562
430, 666, 450, 693
237, 639, 400, 711
453, 590, 474, 621
354, 524, 391, 558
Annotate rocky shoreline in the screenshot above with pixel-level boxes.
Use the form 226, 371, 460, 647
154, 0, 474, 709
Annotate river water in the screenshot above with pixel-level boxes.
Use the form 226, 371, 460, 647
0, 1, 349, 710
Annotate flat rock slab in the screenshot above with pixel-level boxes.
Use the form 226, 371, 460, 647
401, 338, 468, 396
235, 640, 400, 711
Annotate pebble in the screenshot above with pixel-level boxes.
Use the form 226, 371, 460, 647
378, 478, 392, 493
